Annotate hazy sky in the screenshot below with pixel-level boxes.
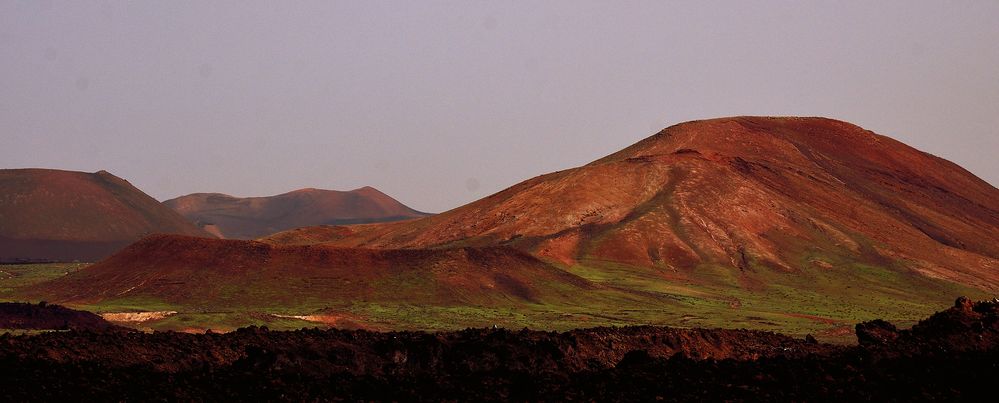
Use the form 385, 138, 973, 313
2, 1, 997, 213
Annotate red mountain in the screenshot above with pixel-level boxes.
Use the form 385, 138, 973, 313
163, 187, 429, 239
276, 117, 999, 290
0, 169, 212, 262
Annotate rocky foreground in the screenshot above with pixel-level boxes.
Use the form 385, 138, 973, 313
1, 298, 997, 401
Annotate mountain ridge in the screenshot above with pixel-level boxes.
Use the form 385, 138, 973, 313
164, 186, 430, 239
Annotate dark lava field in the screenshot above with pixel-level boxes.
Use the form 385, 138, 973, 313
1, 297, 998, 401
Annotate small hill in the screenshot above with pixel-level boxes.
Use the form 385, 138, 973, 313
163, 187, 429, 239
0, 169, 212, 262
26, 234, 595, 313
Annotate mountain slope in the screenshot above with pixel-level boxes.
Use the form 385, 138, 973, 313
0, 169, 212, 262
272, 117, 999, 291
22, 117, 997, 334
164, 187, 429, 239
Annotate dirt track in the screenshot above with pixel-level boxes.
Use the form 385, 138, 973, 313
0, 298, 997, 401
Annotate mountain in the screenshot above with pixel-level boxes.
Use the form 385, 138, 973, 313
275, 117, 999, 291
0, 169, 212, 262
163, 187, 430, 239
22, 117, 999, 334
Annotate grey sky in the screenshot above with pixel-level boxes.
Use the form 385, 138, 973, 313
2, 1, 997, 213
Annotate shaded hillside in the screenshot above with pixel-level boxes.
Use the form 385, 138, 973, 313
0, 302, 124, 331
278, 117, 999, 291
0, 169, 212, 262
1, 299, 997, 401
164, 187, 429, 239
25, 234, 596, 315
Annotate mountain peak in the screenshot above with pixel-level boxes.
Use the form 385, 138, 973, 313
594, 116, 881, 166
351, 185, 383, 195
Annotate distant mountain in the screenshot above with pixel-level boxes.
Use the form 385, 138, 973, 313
0, 169, 212, 262
163, 187, 430, 239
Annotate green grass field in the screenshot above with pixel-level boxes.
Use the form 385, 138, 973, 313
0, 263, 88, 300
2, 259, 988, 343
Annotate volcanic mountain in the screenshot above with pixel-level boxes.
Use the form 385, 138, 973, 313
278, 117, 999, 291
22, 117, 999, 334
163, 187, 430, 239
0, 169, 212, 262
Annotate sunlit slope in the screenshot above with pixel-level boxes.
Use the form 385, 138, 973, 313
279, 117, 999, 292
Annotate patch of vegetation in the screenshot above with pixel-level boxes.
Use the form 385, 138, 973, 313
0, 263, 87, 300
77, 295, 177, 313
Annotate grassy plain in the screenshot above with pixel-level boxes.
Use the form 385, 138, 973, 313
2, 259, 987, 343
0, 263, 87, 300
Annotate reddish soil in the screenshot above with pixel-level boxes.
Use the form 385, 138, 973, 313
24, 234, 596, 307
280, 117, 999, 291
0, 169, 212, 262
0, 298, 996, 401
163, 187, 429, 239
260, 225, 356, 246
